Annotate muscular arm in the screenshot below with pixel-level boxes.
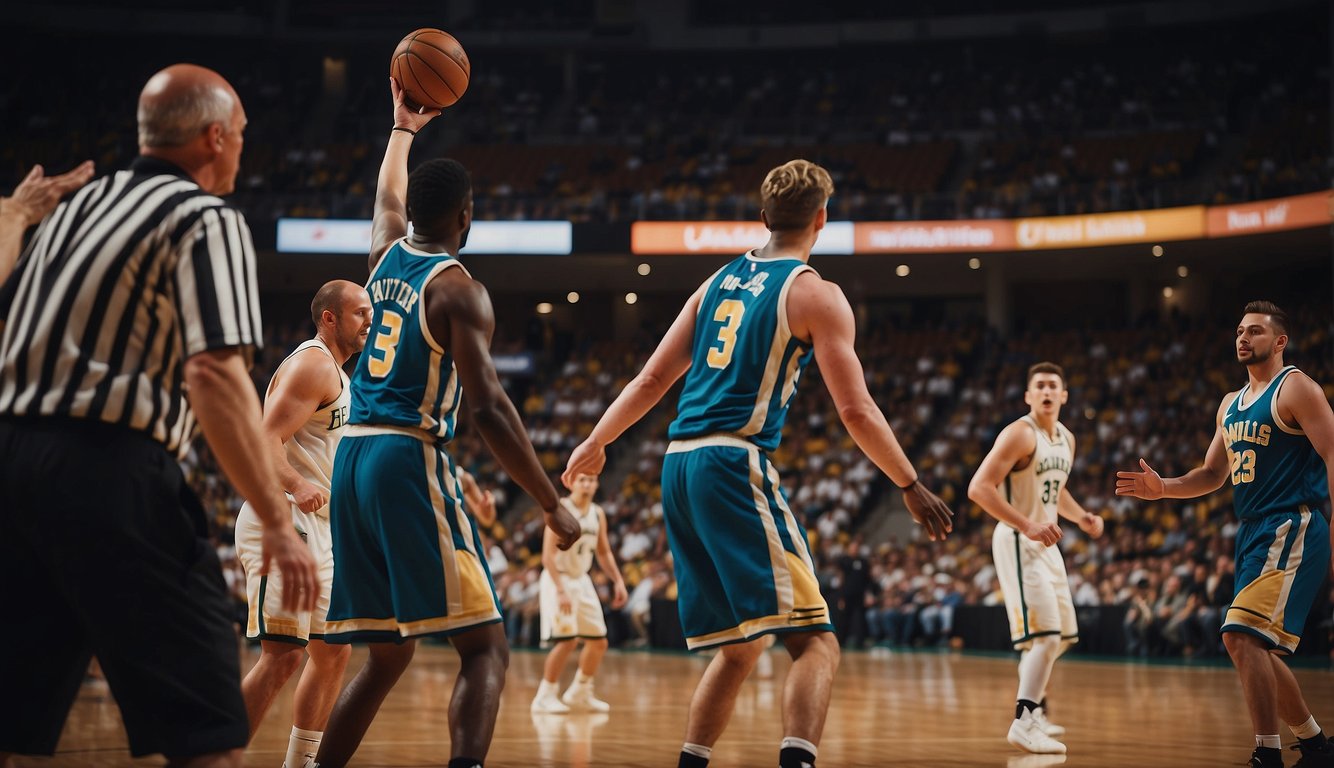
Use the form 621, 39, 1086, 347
1280, 371, 1334, 513
1117, 396, 1231, 500
967, 422, 1053, 538
185, 348, 317, 609
788, 272, 952, 540
789, 274, 915, 486
427, 269, 576, 546
261, 349, 341, 512
368, 78, 441, 272
561, 287, 700, 486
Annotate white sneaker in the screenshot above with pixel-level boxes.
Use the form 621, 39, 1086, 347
1033, 707, 1065, 737
562, 682, 611, 712
1007, 709, 1067, 754
531, 688, 571, 714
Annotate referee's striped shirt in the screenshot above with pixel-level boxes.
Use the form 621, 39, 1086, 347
0, 156, 262, 457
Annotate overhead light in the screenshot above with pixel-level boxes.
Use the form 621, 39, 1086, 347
567, 292, 580, 304
1162, 286, 1174, 298
536, 302, 553, 315
637, 263, 651, 276
1177, 266, 1188, 278
1152, 245, 1164, 257
625, 292, 638, 305
968, 258, 981, 270
895, 265, 910, 277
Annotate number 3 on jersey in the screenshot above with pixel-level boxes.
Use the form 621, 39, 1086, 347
707, 299, 745, 369
367, 310, 404, 378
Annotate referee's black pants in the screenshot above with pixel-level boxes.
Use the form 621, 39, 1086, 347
0, 417, 249, 758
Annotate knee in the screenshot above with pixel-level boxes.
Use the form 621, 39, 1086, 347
586, 637, 609, 652
265, 645, 306, 677
720, 640, 766, 668
1222, 630, 1258, 660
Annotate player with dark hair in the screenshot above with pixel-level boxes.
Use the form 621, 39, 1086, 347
968, 361, 1105, 755
313, 79, 579, 768
1118, 301, 1334, 768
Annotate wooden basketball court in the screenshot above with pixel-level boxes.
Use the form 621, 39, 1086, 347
24, 644, 1334, 767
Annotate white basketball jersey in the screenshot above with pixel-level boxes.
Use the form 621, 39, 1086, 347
267, 338, 350, 517
552, 498, 601, 576
999, 415, 1073, 529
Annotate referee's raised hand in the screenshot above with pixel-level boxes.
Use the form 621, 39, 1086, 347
260, 524, 320, 612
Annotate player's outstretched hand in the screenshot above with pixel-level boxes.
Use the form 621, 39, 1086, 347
1115, 457, 1165, 500
903, 481, 954, 541
6, 160, 94, 226
1024, 520, 1063, 547
260, 525, 319, 612
545, 503, 582, 551
390, 77, 441, 133
562, 438, 606, 490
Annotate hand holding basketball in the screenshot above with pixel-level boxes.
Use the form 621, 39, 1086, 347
390, 77, 441, 134
391, 28, 470, 110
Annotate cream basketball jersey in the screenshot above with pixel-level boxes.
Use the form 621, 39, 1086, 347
553, 499, 601, 576
1000, 415, 1073, 528
267, 338, 350, 516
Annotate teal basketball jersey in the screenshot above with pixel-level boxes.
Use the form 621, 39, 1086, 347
669, 252, 815, 452
1222, 365, 1328, 519
350, 239, 466, 441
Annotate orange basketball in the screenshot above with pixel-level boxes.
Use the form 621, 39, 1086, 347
391, 28, 470, 109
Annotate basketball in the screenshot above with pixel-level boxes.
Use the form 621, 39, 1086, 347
391, 28, 470, 110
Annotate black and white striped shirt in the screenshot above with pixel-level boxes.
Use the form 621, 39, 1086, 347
0, 156, 262, 456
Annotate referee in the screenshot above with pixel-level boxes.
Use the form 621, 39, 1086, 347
0, 64, 317, 768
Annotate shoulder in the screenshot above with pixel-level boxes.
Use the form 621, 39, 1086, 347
1217, 390, 1242, 419
1277, 368, 1324, 403
787, 273, 851, 338
996, 418, 1039, 454
276, 345, 341, 394
426, 267, 489, 317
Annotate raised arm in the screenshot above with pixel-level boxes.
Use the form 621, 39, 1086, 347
594, 508, 628, 609
1116, 395, 1232, 500
0, 161, 95, 283
560, 286, 701, 488
967, 421, 1062, 546
260, 349, 342, 512
368, 78, 441, 272
788, 273, 953, 541
427, 269, 579, 549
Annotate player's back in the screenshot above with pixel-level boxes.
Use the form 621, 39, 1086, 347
669, 251, 815, 452
1222, 365, 1328, 518
351, 238, 467, 442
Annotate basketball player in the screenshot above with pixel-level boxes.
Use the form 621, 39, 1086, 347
967, 362, 1105, 755
234, 280, 370, 767
312, 78, 580, 768
531, 472, 629, 714
1117, 302, 1334, 768
564, 159, 954, 768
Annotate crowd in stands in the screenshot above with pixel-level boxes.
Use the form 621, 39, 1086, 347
5, 8, 1328, 230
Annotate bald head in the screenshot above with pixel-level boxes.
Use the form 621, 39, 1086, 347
138, 64, 238, 148
311, 280, 366, 325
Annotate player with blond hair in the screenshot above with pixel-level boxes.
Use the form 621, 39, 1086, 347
565, 159, 953, 768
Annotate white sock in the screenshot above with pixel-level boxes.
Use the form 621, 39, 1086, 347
781, 736, 818, 756
575, 670, 593, 685
1257, 734, 1282, 749
682, 742, 712, 759
537, 678, 559, 697
1016, 637, 1060, 704
1292, 716, 1322, 740
284, 726, 322, 768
